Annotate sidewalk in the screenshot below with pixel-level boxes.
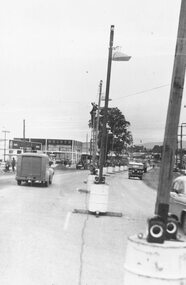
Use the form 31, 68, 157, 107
0, 168, 15, 178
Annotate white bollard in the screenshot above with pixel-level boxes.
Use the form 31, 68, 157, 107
107, 166, 114, 174
103, 167, 107, 175
124, 165, 128, 171
115, 165, 120, 172
88, 183, 109, 213
124, 234, 186, 284
120, 165, 124, 171
87, 174, 96, 191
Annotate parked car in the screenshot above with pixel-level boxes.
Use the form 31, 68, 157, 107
128, 161, 144, 180
16, 153, 54, 187
169, 176, 186, 234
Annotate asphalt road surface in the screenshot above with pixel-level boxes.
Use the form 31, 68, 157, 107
0, 169, 185, 285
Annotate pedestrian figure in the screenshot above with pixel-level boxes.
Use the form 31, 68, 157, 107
11, 157, 16, 172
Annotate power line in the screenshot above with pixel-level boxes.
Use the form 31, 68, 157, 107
113, 84, 169, 101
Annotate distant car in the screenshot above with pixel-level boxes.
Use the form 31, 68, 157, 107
76, 160, 89, 170
128, 162, 144, 180
169, 176, 186, 234
76, 161, 85, 170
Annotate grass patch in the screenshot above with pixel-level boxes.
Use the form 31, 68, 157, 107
143, 168, 159, 190
143, 167, 180, 191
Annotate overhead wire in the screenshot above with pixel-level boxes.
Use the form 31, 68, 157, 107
113, 84, 170, 101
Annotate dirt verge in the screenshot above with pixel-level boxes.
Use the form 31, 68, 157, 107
143, 167, 180, 191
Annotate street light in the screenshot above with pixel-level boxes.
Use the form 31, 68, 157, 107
112, 48, 131, 61
98, 25, 131, 183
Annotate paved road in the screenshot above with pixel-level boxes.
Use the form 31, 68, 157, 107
0, 169, 184, 285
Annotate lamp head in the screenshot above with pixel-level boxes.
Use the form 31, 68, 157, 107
112, 51, 131, 61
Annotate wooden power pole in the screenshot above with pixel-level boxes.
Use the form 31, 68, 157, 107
92, 80, 103, 167
98, 25, 114, 182
155, 0, 186, 216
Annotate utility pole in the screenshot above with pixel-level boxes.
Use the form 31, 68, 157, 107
86, 133, 88, 154
180, 124, 183, 169
2, 130, 10, 162
155, 0, 186, 216
92, 80, 103, 167
23, 119, 26, 152
98, 25, 114, 183
23, 119, 25, 140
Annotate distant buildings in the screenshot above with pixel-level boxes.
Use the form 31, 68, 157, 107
7, 138, 84, 163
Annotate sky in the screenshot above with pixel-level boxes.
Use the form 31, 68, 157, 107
0, 0, 185, 146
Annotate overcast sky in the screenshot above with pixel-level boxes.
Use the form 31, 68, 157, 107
0, 0, 185, 144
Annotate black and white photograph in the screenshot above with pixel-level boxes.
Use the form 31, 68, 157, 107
0, 0, 186, 284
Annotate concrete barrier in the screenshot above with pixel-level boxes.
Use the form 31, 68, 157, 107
124, 234, 186, 284
95, 168, 107, 176
120, 165, 124, 171
124, 165, 128, 171
103, 167, 107, 175
87, 174, 96, 191
88, 183, 109, 213
115, 166, 120, 172
107, 166, 114, 174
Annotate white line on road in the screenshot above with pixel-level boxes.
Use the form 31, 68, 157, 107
63, 211, 71, 231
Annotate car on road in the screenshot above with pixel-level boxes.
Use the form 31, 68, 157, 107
169, 175, 186, 234
128, 161, 144, 180
76, 160, 88, 170
16, 153, 54, 187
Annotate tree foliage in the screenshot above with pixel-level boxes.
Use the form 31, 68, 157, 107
98, 107, 133, 155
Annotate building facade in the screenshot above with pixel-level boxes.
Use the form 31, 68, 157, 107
8, 138, 83, 164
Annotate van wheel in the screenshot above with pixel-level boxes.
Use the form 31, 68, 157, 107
17, 180, 21, 185
183, 214, 186, 235
45, 181, 49, 187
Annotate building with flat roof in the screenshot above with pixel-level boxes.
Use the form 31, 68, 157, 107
8, 138, 83, 164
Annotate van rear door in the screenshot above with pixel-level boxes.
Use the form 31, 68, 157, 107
21, 156, 42, 177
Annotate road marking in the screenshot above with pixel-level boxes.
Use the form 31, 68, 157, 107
63, 211, 71, 231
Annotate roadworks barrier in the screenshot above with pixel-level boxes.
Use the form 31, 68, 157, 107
124, 234, 186, 284
88, 183, 109, 214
